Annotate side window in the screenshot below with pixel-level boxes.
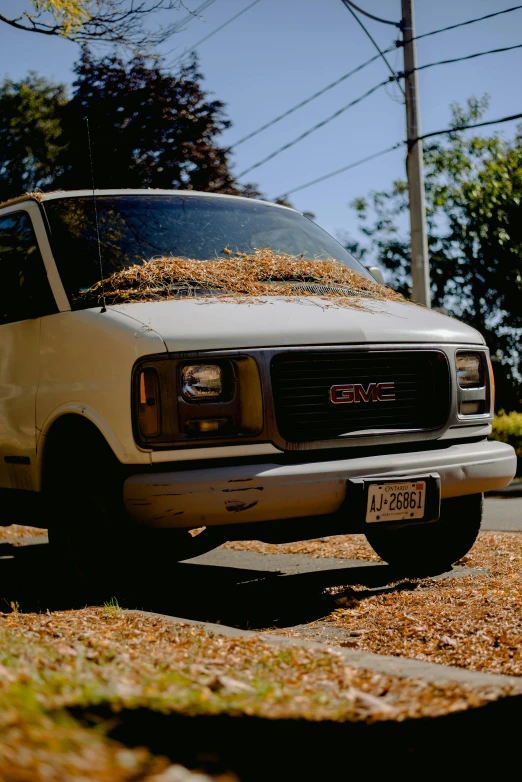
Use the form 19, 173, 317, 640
0, 211, 57, 325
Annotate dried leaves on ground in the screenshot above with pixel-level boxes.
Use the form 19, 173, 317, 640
4, 526, 522, 677
5, 526, 522, 678
226, 532, 522, 676
1, 608, 503, 728
1, 525, 521, 777
78, 249, 403, 308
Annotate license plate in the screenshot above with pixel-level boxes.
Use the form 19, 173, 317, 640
366, 480, 427, 523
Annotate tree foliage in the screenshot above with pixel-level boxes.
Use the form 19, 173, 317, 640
491, 410, 522, 456
0, 51, 254, 202
59, 50, 252, 195
351, 98, 522, 410
0, 74, 67, 201
31, 1, 91, 35
1, 0, 185, 49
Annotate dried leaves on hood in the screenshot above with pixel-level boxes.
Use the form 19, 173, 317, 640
77, 249, 403, 308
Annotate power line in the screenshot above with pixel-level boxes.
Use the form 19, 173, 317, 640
229, 3, 522, 155
417, 111, 522, 142
275, 111, 522, 200
341, 0, 400, 27
230, 50, 389, 150
237, 77, 391, 178
413, 4, 522, 43
169, 0, 219, 36
232, 5, 522, 182
169, 0, 262, 66
341, 0, 404, 97
275, 143, 402, 199
407, 42, 522, 76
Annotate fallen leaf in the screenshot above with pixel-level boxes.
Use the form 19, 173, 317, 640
342, 687, 396, 714
0, 663, 15, 682
209, 675, 255, 694
55, 643, 78, 656
440, 636, 458, 648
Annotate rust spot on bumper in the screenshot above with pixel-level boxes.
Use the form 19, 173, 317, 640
222, 487, 264, 493
151, 492, 185, 497
225, 500, 259, 513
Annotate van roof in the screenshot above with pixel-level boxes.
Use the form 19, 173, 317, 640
0, 189, 295, 213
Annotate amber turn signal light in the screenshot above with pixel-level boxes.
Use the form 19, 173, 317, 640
138, 368, 161, 437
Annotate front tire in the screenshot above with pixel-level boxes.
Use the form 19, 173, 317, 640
49, 474, 221, 592
45, 423, 219, 592
364, 493, 483, 574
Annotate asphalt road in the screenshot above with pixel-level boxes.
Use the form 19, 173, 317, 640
482, 496, 522, 531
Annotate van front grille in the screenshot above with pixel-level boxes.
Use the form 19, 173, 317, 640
270, 350, 450, 442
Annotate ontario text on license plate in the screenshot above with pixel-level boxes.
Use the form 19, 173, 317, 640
366, 480, 426, 523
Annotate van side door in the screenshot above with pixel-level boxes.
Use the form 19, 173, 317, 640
0, 209, 57, 491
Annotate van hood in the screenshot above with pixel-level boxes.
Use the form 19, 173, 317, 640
111, 296, 484, 352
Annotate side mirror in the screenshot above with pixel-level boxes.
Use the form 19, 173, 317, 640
365, 265, 385, 286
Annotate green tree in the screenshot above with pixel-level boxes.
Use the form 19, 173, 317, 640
0, 74, 67, 203
0, 1, 184, 49
58, 50, 255, 195
351, 98, 522, 410
0, 52, 256, 202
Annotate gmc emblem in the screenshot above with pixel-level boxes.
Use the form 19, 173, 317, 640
329, 382, 396, 404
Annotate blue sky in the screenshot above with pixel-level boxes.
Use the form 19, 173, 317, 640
1, 0, 521, 246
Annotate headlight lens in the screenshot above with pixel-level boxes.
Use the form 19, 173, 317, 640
181, 364, 224, 400
456, 353, 483, 387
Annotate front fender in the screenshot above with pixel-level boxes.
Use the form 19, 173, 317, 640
36, 404, 152, 490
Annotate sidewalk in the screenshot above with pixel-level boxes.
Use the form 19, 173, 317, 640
131, 609, 522, 692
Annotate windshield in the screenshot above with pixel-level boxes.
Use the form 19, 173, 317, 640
42, 194, 369, 308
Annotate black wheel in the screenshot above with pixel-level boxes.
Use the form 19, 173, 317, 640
364, 493, 483, 574
45, 419, 219, 592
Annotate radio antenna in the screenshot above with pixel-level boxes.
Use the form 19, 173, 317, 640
86, 117, 107, 313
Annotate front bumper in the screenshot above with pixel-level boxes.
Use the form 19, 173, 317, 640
124, 440, 516, 528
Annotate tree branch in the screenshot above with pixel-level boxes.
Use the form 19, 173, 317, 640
1, 1, 187, 49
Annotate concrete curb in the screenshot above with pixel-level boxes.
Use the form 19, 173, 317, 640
129, 609, 522, 693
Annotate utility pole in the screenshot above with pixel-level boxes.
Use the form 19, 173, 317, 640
401, 0, 430, 307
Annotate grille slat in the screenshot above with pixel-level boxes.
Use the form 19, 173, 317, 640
277, 377, 421, 383
278, 386, 423, 399
282, 399, 423, 411
271, 350, 449, 442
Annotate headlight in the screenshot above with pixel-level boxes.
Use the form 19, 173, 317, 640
456, 353, 483, 387
133, 355, 263, 448
455, 351, 492, 417
181, 364, 224, 400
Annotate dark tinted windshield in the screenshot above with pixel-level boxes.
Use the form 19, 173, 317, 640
43, 194, 368, 308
